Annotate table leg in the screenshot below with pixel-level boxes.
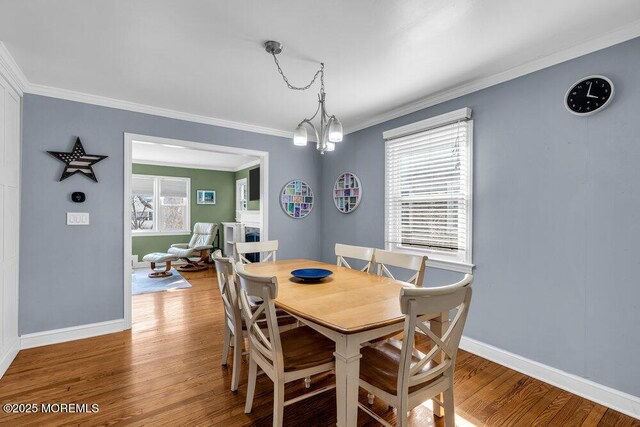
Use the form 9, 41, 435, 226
430, 312, 449, 418
334, 334, 362, 427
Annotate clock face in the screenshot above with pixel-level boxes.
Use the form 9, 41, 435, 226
565, 75, 614, 115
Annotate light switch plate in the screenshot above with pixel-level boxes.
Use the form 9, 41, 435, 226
67, 212, 90, 225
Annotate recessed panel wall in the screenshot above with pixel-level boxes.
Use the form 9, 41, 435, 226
0, 72, 20, 378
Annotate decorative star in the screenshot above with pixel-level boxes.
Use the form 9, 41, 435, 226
47, 137, 108, 182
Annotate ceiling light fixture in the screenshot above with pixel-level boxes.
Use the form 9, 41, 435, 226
264, 40, 343, 154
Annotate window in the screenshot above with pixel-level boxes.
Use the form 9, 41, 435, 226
131, 175, 190, 235
384, 108, 473, 273
236, 178, 248, 212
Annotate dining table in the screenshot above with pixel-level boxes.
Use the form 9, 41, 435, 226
244, 259, 449, 427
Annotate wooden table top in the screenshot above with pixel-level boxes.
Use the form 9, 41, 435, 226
244, 259, 413, 334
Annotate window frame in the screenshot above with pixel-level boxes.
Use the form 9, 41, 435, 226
131, 174, 191, 236
383, 108, 474, 274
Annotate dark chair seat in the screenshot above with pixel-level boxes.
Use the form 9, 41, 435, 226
280, 326, 335, 372
360, 339, 440, 394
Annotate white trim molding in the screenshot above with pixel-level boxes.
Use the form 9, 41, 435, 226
0, 42, 28, 95
0, 339, 20, 378
235, 158, 261, 172
27, 83, 293, 139
131, 157, 261, 173
460, 336, 640, 420
20, 319, 126, 350
347, 19, 640, 134
6, 19, 640, 139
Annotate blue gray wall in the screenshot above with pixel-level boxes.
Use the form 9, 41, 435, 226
20, 95, 322, 335
320, 37, 640, 396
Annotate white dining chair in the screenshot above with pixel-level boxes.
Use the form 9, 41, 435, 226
212, 252, 297, 391
335, 243, 375, 273
358, 274, 473, 427
235, 263, 336, 427
212, 251, 245, 391
236, 240, 278, 264
374, 249, 427, 287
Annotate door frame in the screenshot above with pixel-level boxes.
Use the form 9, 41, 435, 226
123, 133, 269, 329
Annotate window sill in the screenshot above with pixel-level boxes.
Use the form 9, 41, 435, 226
387, 247, 474, 273
425, 258, 474, 274
132, 231, 191, 237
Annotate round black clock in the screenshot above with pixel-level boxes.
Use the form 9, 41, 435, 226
565, 75, 614, 116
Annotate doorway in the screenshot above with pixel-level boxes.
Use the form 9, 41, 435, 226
123, 133, 269, 329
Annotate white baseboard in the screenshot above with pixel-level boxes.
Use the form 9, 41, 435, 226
0, 338, 20, 378
460, 336, 640, 420
20, 319, 126, 350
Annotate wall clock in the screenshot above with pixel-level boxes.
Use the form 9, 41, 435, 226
565, 75, 614, 116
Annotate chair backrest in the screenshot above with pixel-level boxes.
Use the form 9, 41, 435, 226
234, 263, 284, 373
397, 274, 473, 396
212, 252, 242, 335
335, 243, 375, 273
374, 249, 426, 287
188, 222, 218, 248
235, 240, 279, 264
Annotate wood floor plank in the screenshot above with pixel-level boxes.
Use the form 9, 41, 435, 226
581, 403, 608, 426
0, 265, 637, 426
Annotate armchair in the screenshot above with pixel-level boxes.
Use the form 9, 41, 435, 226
168, 222, 218, 272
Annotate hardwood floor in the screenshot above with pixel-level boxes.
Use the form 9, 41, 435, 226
0, 266, 637, 426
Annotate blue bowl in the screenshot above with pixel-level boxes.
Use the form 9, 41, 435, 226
291, 268, 333, 282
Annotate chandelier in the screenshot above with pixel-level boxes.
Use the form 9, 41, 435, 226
264, 41, 343, 154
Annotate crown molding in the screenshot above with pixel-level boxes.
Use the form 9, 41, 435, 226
132, 159, 238, 172
132, 158, 259, 172
26, 83, 293, 138
0, 42, 28, 95
1, 41, 292, 138
6, 20, 640, 139
345, 19, 640, 134
234, 158, 261, 172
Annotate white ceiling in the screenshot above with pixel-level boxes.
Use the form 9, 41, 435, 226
132, 140, 259, 171
1, 0, 640, 135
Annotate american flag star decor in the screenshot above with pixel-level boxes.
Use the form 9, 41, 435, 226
47, 137, 108, 182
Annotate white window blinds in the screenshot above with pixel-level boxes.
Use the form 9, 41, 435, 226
159, 178, 188, 198
385, 114, 472, 269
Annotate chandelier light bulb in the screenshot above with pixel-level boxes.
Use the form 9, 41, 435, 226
293, 125, 308, 146
328, 118, 343, 142
325, 141, 336, 152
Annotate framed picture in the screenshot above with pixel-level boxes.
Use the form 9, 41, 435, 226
197, 190, 216, 205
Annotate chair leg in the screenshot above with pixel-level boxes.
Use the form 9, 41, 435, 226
398, 398, 409, 427
444, 386, 455, 427
244, 357, 257, 413
221, 326, 231, 365
231, 332, 243, 391
273, 382, 285, 427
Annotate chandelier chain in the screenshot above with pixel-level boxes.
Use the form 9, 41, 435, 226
270, 53, 325, 93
